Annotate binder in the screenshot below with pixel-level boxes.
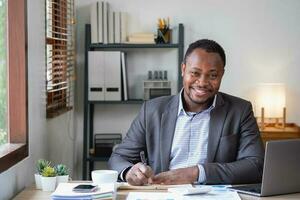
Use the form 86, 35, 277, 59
114, 12, 121, 43
88, 51, 121, 101
88, 51, 105, 100
104, 51, 121, 100
108, 5, 114, 44
120, 12, 127, 43
97, 1, 103, 43
121, 52, 128, 100
90, 2, 98, 43
103, 1, 108, 44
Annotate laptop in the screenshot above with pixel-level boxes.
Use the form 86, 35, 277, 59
229, 139, 300, 197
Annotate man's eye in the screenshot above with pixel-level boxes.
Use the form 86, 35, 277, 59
191, 71, 199, 76
209, 74, 218, 79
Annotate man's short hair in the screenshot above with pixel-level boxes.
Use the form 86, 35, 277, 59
183, 39, 226, 67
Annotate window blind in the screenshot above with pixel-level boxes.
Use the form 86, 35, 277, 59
46, 0, 75, 118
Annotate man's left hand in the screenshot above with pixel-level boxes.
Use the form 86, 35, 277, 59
150, 166, 199, 185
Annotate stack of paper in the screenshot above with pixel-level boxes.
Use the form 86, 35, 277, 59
127, 33, 155, 44
51, 183, 114, 200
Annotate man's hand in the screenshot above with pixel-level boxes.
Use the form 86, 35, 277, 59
125, 163, 154, 185
150, 166, 199, 185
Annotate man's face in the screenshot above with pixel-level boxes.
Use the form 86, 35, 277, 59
181, 48, 224, 110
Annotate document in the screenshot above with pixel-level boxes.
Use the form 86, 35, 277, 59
127, 192, 177, 200
118, 182, 192, 190
51, 183, 114, 200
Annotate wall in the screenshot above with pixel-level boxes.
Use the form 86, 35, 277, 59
0, 0, 48, 199
75, 0, 300, 177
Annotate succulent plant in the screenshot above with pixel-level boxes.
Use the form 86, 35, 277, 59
55, 164, 69, 176
36, 159, 51, 175
41, 166, 56, 177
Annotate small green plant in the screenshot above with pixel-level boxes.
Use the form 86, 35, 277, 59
36, 159, 51, 175
41, 166, 56, 177
55, 164, 69, 176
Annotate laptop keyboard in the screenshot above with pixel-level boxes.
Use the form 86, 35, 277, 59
232, 184, 262, 194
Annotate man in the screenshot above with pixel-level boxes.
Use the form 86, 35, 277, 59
108, 39, 264, 186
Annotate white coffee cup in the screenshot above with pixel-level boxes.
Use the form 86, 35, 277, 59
91, 170, 118, 185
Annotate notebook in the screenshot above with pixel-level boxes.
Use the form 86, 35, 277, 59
229, 139, 300, 197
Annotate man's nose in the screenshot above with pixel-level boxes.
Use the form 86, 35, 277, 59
195, 74, 209, 86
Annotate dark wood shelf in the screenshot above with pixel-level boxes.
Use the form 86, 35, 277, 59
89, 43, 180, 50
88, 99, 144, 104
87, 155, 110, 161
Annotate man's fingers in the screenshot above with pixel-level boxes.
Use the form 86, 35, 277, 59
135, 170, 148, 184
126, 163, 154, 185
139, 165, 154, 178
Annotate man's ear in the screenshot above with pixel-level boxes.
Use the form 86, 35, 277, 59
181, 63, 186, 77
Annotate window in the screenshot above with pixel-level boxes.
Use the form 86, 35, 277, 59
0, 0, 28, 173
0, 0, 7, 146
46, 0, 75, 118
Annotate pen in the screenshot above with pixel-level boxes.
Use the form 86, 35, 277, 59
140, 151, 147, 165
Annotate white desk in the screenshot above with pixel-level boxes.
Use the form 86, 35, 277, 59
12, 186, 300, 200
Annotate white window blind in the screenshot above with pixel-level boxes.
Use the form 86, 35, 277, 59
46, 0, 75, 118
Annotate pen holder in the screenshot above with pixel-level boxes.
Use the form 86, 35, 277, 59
156, 28, 172, 44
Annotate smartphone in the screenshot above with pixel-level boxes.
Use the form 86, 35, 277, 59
72, 184, 98, 193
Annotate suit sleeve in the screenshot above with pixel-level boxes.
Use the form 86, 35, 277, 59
108, 102, 147, 179
203, 103, 265, 184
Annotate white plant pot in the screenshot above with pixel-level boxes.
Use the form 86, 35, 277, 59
56, 175, 69, 187
34, 174, 42, 189
41, 176, 56, 192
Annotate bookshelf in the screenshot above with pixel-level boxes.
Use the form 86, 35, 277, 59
83, 23, 184, 180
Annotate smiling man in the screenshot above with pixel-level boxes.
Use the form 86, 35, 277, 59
108, 39, 264, 186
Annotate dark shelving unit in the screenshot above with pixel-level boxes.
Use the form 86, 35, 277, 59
83, 23, 184, 180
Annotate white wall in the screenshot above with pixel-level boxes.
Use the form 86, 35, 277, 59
0, 0, 48, 199
75, 0, 300, 176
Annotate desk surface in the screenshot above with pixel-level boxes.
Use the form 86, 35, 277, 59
13, 185, 300, 200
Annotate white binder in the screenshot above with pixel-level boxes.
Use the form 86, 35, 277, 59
90, 2, 98, 44
120, 12, 128, 43
103, 1, 108, 44
88, 51, 121, 101
114, 12, 121, 43
88, 51, 105, 100
104, 51, 121, 100
97, 1, 104, 43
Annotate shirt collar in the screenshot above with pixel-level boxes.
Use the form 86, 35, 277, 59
178, 89, 217, 116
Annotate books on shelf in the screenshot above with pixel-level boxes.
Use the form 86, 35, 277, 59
51, 183, 114, 200
108, 6, 114, 44
90, 1, 127, 44
97, 1, 103, 43
120, 12, 128, 43
127, 33, 155, 44
90, 2, 98, 43
103, 1, 108, 44
114, 11, 121, 43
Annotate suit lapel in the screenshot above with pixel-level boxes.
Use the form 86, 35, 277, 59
207, 93, 228, 162
159, 95, 179, 172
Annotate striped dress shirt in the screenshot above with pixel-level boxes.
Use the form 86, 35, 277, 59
169, 91, 216, 183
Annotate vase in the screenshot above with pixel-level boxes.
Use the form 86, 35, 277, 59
56, 175, 69, 187
34, 173, 42, 189
41, 176, 56, 192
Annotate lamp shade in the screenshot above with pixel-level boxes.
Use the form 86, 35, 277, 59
255, 83, 286, 118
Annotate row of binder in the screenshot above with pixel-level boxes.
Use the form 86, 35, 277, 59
90, 1, 127, 44
88, 51, 128, 101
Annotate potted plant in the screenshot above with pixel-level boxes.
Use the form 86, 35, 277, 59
41, 166, 57, 191
55, 164, 70, 186
35, 159, 51, 189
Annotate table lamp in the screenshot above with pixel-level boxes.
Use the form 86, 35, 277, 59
255, 83, 286, 130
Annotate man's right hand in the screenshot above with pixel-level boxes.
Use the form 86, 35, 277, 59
125, 163, 154, 185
